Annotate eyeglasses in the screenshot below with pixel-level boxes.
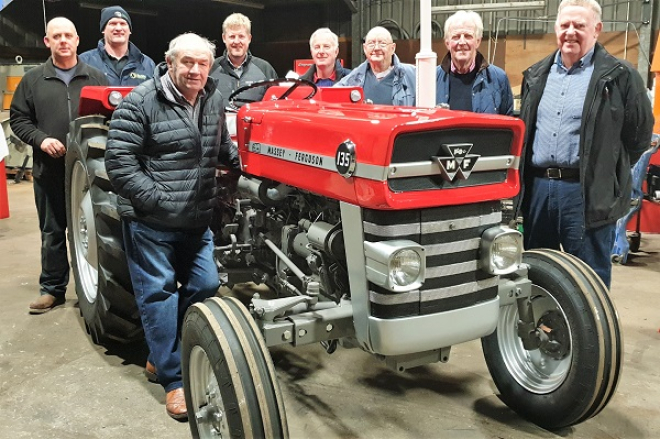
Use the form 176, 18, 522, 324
365, 41, 392, 49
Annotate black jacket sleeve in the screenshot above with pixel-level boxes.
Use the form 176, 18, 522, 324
622, 67, 654, 165
9, 75, 49, 150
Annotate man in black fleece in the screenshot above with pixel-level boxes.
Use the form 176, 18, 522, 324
210, 12, 278, 108
10, 17, 107, 314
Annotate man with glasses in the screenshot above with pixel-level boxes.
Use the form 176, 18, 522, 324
436, 10, 513, 115
335, 26, 415, 106
300, 28, 351, 86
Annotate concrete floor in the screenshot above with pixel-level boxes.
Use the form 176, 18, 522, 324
1, 179, 660, 439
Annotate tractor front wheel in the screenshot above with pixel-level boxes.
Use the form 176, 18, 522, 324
182, 296, 288, 439
482, 249, 622, 430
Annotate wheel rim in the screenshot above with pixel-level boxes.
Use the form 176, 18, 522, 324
497, 285, 573, 393
71, 160, 99, 303
189, 345, 230, 438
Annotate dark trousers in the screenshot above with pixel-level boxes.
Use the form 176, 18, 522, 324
522, 176, 615, 288
33, 175, 70, 297
122, 219, 219, 392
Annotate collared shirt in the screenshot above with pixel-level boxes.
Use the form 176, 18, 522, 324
104, 48, 129, 75
160, 73, 205, 121
450, 59, 476, 74
230, 56, 249, 78
314, 69, 336, 87
531, 48, 595, 168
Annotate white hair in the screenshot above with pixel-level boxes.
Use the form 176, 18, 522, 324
165, 33, 215, 64
309, 28, 339, 49
444, 10, 483, 40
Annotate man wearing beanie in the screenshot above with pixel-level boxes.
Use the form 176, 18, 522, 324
80, 5, 155, 86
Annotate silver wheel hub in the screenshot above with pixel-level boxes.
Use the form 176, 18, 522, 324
189, 346, 230, 438
497, 285, 573, 394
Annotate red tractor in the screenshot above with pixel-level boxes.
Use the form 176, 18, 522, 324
65, 80, 621, 438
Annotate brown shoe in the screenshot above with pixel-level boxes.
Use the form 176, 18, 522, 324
166, 388, 188, 421
145, 361, 158, 383
28, 294, 65, 314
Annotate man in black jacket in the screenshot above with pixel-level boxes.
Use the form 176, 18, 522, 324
518, 0, 653, 287
10, 17, 107, 314
210, 12, 278, 108
105, 32, 239, 421
300, 28, 351, 86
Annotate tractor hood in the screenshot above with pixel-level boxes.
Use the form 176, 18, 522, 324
236, 98, 525, 210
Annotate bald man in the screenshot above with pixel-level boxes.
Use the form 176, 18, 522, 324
10, 17, 107, 314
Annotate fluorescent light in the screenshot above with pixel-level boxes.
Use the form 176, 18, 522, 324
79, 2, 158, 16
432, 1, 545, 13
210, 0, 265, 9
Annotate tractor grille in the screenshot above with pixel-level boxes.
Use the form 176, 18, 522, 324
389, 128, 513, 192
363, 201, 501, 319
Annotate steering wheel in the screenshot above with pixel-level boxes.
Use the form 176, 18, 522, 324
227, 77, 319, 110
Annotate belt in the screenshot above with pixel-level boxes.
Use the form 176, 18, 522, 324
531, 167, 580, 180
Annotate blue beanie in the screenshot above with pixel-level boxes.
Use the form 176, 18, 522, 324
100, 6, 132, 32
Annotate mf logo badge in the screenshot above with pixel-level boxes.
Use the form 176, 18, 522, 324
432, 143, 479, 182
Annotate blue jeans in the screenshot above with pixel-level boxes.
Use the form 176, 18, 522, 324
33, 175, 69, 298
522, 176, 615, 288
122, 220, 220, 392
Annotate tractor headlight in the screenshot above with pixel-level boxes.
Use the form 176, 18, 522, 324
390, 249, 422, 287
480, 227, 523, 275
108, 90, 124, 107
365, 240, 425, 292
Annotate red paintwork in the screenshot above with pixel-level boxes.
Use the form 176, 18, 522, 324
76, 85, 526, 211
263, 85, 363, 103
237, 98, 525, 210
78, 86, 133, 118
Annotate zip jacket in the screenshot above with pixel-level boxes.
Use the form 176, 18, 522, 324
9, 57, 107, 178
209, 51, 278, 109
518, 43, 654, 228
79, 40, 155, 86
436, 52, 513, 115
106, 63, 239, 231
335, 54, 416, 106
300, 60, 351, 85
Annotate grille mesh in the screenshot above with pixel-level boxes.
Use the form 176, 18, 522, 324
389, 128, 514, 192
364, 201, 501, 319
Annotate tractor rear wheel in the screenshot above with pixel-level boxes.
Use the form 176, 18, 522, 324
482, 249, 622, 430
182, 296, 288, 439
65, 116, 142, 344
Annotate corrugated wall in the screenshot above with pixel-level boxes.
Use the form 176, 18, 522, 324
354, 0, 654, 83
359, 0, 649, 36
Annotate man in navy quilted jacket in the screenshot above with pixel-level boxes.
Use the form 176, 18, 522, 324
105, 33, 239, 421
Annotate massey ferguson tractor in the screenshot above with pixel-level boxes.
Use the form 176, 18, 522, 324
65, 78, 621, 438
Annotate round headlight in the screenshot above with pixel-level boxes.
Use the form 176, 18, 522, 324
108, 90, 124, 107
492, 234, 522, 271
389, 249, 422, 287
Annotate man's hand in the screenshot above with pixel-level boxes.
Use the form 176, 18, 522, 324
40, 137, 66, 158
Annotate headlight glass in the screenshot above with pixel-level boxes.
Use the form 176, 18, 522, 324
389, 249, 422, 286
108, 90, 124, 107
492, 234, 521, 270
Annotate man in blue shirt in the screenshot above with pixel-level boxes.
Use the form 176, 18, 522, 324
336, 26, 415, 106
79, 5, 155, 86
518, 0, 653, 287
